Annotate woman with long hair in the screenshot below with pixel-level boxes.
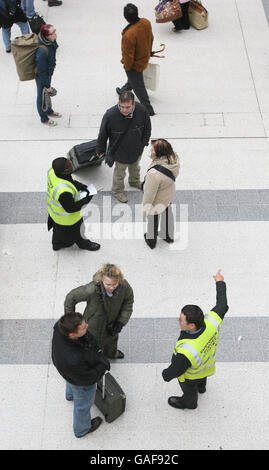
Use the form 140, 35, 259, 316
142, 139, 180, 249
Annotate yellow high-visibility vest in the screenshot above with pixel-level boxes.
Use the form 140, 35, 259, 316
47, 166, 82, 226
174, 311, 222, 383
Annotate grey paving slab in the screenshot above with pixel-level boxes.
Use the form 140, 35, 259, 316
2, 189, 269, 224
0, 317, 268, 364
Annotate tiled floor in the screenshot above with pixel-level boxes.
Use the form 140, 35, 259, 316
1, 0, 269, 450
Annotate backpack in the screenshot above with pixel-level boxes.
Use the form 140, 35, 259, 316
11, 33, 48, 81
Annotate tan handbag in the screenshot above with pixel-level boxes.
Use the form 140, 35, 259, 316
143, 44, 166, 91
189, 0, 208, 30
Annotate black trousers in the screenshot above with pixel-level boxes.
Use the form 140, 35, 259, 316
146, 205, 174, 241
49, 217, 93, 250
179, 377, 207, 409
119, 68, 154, 113
173, 2, 190, 30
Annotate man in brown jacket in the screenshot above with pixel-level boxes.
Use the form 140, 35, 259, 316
116, 3, 155, 116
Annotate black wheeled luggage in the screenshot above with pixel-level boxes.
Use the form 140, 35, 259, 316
28, 14, 46, 34
67, 139, 105, 172
95, 372, 126, 423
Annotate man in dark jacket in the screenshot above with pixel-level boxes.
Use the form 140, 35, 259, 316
47, 157, 101, 251
97, 91, 151, 203
0, 0, 29, 52
52, 312, 110, 437
35, 24, 61, 125
162, 270, 228, 410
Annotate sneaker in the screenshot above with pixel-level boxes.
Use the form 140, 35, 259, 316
6, 49, 11, 53
76, 417, 103, 437
114, 193, 128, 203
48, 112, 62, 118
42, 119, 57, 127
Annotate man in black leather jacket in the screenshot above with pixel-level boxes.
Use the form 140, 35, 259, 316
52, 312, 110, 438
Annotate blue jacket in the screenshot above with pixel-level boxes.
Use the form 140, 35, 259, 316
35, 35, 58, 88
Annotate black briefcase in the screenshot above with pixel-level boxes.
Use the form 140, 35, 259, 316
95, 372, 126, 423
67, 140, 105, 172
28, 14, 46, 34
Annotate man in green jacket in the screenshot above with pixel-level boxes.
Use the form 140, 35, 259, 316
64, 264, 134, 359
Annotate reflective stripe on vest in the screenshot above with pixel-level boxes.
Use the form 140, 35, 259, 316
47, 167, 81, 225
174, 311, 222, 382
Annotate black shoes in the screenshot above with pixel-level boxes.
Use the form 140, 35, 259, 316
48, 0, 62, 6
114, 350, 124, 359
144, 233, 156, 249
116, 87, 122, 95
77, 241, 101, 251
77, 417, 103, 438
168, 396, 197, 410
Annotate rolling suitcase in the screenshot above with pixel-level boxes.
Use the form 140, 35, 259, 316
28, 14, 46, 34
67, 139, 105, 172
95, 372, 126, 423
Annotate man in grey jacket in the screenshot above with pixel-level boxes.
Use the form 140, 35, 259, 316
97, 91, 151, 203
64, 264, 134, 359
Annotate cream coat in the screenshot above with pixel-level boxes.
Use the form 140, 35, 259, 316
142, 154, 179, 216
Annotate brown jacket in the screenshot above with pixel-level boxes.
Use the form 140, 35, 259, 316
121, 18, 154, 72
142, 155, 180, 216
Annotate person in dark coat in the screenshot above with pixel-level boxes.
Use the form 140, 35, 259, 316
162, 270, 228, 410
34, 23, 61, 125
47, 157, 101, 252
52, 312, 110, 437
0, 0, 29, 52
97, 91, 151, 203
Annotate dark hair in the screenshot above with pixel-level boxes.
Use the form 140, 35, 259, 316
124, 3, 139, 23
119, 90, 135, 103
151, 139, 177, 164
181, 305, 204, 330
58, 312, 84, 337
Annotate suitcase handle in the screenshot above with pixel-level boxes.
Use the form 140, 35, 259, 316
102, 372, 107, 399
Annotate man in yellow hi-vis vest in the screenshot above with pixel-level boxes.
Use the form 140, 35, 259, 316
47, 157, 100, 251
162, 270, 228, 410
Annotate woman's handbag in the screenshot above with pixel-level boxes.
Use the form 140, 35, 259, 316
188, 0, 208, 30
155, 0, 182, 23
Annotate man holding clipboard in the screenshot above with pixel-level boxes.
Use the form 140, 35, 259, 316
47, 157, 101, 252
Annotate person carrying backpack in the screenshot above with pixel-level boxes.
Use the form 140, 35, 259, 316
35, 23, 62, 126
0, 0, 29, 53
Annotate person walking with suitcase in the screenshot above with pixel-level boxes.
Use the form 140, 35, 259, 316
162, 270, 228, 410
52, 312, 110, 437
97, 91, 151, 203
64, 264, 134, 359
0, 0, 29, 53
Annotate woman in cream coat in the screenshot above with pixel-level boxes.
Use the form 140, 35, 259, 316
142, 139, 179, 249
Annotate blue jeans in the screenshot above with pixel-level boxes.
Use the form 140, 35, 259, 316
35, 77, 53, 122
2, 22, 30, 52
21, 0, 36, 17
66, 381, 97, 437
